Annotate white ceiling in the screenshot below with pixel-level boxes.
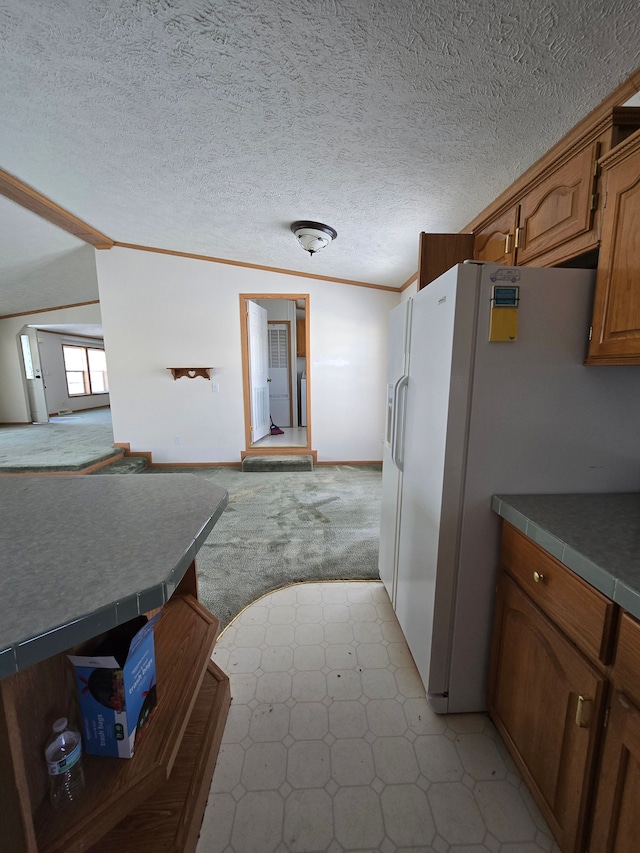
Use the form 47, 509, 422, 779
1, 0, 639, 316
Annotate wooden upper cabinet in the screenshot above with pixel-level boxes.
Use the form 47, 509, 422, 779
296, 317, 306, 357
473, 143, 599, 269
587, 130, 640, 364
418, 232, 475, 289
473, 205, 518, 265
516, 142, 599, 266
467, 106, 640, 273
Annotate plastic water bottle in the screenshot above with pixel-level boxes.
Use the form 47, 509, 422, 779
44, 718, 85, 806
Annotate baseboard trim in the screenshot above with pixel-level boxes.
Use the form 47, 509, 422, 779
113, 443, 153, 465
315, 460, 382, 467
149, 461, 242, 469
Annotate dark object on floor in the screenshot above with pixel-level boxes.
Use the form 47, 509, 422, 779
270, 417, 284, 435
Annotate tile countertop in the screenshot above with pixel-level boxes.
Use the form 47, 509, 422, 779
0, 474, 228, 681
492, 493, 640, 620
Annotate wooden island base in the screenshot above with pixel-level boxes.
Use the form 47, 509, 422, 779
2, 573, 230, 853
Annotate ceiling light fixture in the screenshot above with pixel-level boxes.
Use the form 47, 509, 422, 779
291, 221, 337, 257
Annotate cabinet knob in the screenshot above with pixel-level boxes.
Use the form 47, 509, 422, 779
533, 571, 544, 583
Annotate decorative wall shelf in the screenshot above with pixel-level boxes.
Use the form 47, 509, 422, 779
167, 368, 212, 380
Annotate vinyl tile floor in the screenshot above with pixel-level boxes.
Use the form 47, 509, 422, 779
196, 581, 560, 853
252, 427, 308, 448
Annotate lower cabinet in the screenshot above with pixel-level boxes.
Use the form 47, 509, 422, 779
489, 571, 606, 852
589, 611, 640, 851
589, 690, 640, 852
487, 522, 639, 853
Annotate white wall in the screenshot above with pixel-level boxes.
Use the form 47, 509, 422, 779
95, 247, 400, 463
401, 281, 418, 301
0, 303, 104, 423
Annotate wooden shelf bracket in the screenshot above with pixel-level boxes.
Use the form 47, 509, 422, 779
167, 368, 213, 380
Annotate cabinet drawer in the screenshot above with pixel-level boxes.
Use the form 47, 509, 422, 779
613, 612, 640, 708
500, 523, 615, 664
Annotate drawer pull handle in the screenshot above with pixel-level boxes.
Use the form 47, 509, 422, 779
533, 571, 544, 583
576, 695, 593, 728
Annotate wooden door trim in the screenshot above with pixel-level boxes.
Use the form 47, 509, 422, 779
240, 294, 311, 453
0, 168, 114, 249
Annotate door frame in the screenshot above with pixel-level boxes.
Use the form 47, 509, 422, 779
240, 293, 312, 455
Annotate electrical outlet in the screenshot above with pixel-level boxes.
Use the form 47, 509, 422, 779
212, 383, 220, 393
173, 436, 182, 445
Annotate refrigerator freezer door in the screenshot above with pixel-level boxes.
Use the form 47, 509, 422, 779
394, 265, 481, 704
378, 300, 412, 604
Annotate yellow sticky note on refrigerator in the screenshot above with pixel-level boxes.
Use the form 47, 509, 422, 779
489, 306, 518, 341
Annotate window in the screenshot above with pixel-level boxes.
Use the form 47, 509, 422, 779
20, 334, 35, 379
63, 345, 109, 396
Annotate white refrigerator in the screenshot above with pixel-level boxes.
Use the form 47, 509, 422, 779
379, 261, 640, 714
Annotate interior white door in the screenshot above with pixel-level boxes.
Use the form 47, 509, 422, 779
268, 324, 291, 427
21, 329, 49, 423
248, 301, 270, 443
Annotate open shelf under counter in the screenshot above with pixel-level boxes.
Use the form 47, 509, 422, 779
33, 594, 228, 853
89, 660, 230, 853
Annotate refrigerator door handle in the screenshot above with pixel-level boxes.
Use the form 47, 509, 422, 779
392, 375, 409, 471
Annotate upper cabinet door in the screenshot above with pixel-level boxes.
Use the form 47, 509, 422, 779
587, 133, 640, 364
516, 143, 599, 266
473, 205, 518, 265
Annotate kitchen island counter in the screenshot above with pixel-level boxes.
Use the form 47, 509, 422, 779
492, 492, 640, 618
0, 474, 228, 679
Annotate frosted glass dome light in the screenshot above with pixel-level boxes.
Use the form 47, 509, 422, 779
291, 221, 338, 256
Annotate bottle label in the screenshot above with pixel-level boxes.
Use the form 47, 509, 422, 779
47, 740, 82, 776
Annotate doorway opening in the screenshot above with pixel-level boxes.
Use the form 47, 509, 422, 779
240, 293, 312, 456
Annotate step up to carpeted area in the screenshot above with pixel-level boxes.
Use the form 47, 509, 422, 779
242, 454, 314, 472
91, 455, 149, 475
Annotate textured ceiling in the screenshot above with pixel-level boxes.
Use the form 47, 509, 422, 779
1, 0, 640, 312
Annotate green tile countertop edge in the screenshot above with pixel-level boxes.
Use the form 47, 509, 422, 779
492, 493, 640, 620
0, 474, 228, 681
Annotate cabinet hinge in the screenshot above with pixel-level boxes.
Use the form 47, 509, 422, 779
590, 193, 599, 212
589, 325, 593, 342
603, 704, 610, 729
